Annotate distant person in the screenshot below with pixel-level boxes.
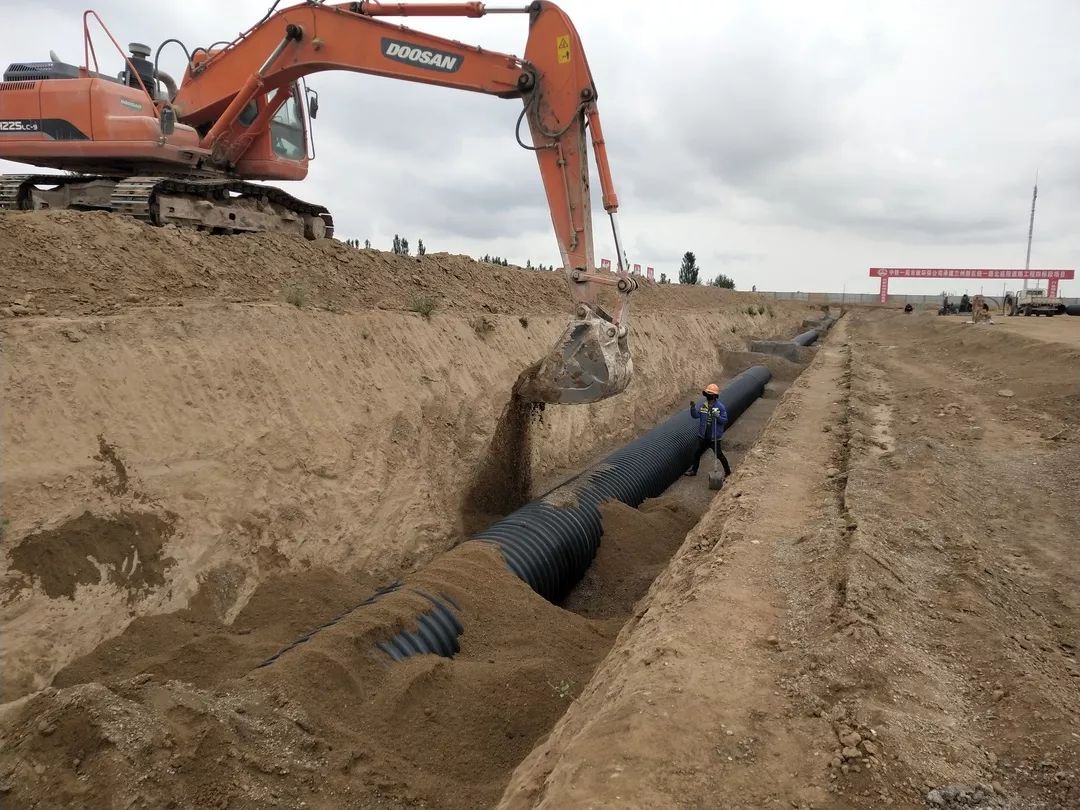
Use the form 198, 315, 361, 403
685, 384, 732, 479
904, 303, 913, 313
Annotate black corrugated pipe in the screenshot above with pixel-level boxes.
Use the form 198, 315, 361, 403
792, 315, 835, 346
470, 366, 772, 602
255, 582, 465, 668
259, 366, 774, 667
1066, 305, 1080, 317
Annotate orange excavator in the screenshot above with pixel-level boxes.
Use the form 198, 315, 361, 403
0, 1, 636, 404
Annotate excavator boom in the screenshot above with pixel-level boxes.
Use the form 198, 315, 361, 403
0, 1, 636, 404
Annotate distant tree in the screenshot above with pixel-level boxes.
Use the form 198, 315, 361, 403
659, 272, 670, 284
364, 239, 371, 249
710, 273, 736, 289
392, 235, 402, 254
418, 238, 426, 256
679, 251, 700, 285
401, 238, 410, 256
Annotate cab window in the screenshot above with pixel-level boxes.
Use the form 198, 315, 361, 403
270, 90, 306, 160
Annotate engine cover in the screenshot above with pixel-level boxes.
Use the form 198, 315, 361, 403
3, 61, 83, 82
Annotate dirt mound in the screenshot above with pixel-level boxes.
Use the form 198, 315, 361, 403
0, 209, 752, 319
0, 512, 697, 809
562, 498, 697, 620
51, 567, 380, 692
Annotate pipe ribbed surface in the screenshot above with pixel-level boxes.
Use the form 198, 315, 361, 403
469, 366, 772, 602
255, 582, 464, 668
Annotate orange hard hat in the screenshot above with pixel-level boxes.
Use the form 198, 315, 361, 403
703, 383, 720, 396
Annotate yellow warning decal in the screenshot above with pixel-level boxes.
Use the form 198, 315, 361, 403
556, 34, 571, 64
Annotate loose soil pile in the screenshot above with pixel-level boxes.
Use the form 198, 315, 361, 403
0, 209, 761, 319
0, 499, 696, 809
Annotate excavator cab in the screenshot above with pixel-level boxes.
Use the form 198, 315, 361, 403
224, 83, 313, 181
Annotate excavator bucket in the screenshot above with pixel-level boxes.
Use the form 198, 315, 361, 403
517, 309, 632, 405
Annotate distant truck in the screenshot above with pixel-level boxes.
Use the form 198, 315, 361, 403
1005, 288, 1066, 317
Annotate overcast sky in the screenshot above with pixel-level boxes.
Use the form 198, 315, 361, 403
4, 1, 1078, 295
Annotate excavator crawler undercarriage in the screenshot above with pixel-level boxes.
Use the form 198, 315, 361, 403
0, 174, 334, 238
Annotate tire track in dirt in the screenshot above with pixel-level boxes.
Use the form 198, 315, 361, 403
796, 311, 1079, 808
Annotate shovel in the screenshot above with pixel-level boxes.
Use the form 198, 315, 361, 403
708, 432, 725, 490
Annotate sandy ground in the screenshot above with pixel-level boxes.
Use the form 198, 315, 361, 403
7, 208, 1075, 810
501, 310, 1079, 809
976, 312, 1080, 348
0, 210, 819, 701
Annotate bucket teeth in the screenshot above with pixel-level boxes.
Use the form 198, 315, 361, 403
516, 312, 632, 405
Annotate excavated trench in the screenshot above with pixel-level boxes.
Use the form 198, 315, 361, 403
257, 314, 834, 668
5, 320, 833, 809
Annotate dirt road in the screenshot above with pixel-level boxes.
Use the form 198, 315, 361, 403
502, 310, 1079, 809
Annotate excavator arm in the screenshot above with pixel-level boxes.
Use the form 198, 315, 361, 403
171, 1, 635, 404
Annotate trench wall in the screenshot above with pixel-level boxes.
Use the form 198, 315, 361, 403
1, 297, 816, 697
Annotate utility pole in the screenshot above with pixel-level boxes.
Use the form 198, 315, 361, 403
1023, 171, 1038, 291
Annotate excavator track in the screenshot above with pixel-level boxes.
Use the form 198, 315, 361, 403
0, 174, 335, 239
0, 174, 49, 209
